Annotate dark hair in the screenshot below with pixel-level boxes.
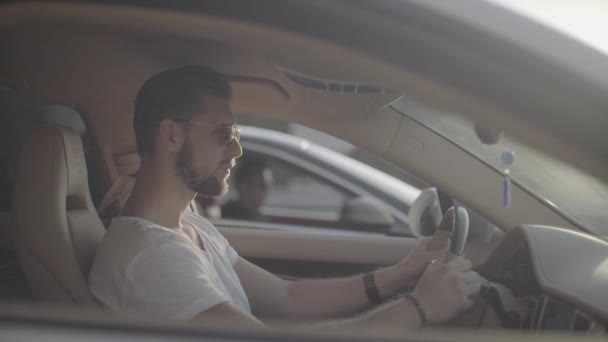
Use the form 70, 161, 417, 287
133, 65, 232, 155
235, 155, 267, 185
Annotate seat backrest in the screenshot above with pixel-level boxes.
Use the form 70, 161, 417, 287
12, 124, 105, 305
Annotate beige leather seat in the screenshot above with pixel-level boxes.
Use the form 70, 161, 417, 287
12, 124, 105, 305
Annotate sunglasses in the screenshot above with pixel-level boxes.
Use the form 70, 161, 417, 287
174, 119, 241, 146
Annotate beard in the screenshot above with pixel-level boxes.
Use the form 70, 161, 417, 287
176, 138, 228, 197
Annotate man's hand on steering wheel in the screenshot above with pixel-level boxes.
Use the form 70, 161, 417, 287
395, 238, 449, 283
395, 208, 456, 282
394, 206, 482, 324
413, 257, 482, 324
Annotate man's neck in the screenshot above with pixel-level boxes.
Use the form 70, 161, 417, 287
121, 162, 193, 229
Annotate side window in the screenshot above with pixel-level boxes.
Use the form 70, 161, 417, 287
221, 151, 356, 229
263, 155, 353, 225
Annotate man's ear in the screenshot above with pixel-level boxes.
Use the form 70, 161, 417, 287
158, 119, 186, 153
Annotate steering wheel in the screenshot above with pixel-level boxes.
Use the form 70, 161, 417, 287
410, 189, 527, 328
409, 187, 470, 260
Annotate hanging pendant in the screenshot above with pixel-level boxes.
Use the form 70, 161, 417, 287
500, 150, 515, 209
502, 169, 511, 208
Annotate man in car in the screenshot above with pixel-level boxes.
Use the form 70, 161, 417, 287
89, 65, 483, 332
221, 155, 272, 222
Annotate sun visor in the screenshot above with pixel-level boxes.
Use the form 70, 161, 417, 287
228, 77, 291, 115
278, 66, 402, 116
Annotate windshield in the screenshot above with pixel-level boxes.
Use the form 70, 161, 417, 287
393, 98, 608, 237
488, 0, 608, 56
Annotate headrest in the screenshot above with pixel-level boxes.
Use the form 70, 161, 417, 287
33, 105, 87, 136
17, 124, 90, 204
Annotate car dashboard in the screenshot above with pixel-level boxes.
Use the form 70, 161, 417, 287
475, 225, 608, 334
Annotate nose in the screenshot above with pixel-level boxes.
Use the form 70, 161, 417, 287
228, 138, 243, 159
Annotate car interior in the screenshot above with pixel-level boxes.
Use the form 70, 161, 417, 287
0, 1, 606, 339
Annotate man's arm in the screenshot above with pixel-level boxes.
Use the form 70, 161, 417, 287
193, 302, 267, 331
234, 257, 406, 319
193, 293, 423, 333
234, 238, 447, 319
197, 257, 481, 333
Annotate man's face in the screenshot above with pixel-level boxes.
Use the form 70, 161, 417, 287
174, 94, 242, 197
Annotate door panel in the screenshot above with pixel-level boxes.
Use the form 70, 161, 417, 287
218, 224, 419, 278
218, 222, 498, 278
247, 258, 377, 279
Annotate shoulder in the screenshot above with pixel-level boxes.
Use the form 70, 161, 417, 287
181, 212, 239, 266
94, 217, 193, 267
108, 217, 183, 245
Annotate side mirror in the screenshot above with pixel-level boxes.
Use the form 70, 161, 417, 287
340, 196, 395, 233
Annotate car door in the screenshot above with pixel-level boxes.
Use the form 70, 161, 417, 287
214, 219, 420, 279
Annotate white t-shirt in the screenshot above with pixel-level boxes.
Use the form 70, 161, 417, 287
88, 211, 250, 320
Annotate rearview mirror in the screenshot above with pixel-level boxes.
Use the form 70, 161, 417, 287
340, 196, 395, 233
474, 122, 503, 145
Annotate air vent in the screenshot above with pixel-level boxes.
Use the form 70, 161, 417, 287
519, 296, 541, 329
527, 295, 605, 334
280, 68, 383, 94
572, 311, 593, 331
571, 311, 606, 335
